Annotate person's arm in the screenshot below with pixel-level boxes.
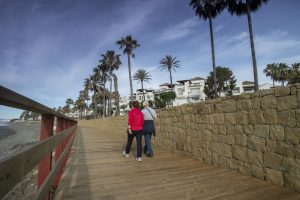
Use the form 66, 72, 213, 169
128, 111, 133, 134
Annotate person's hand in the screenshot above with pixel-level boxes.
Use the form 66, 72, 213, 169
128, 129, 132, 134
157, 126, 160, 132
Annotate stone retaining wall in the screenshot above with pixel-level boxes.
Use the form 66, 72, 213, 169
79, 84, 300, 192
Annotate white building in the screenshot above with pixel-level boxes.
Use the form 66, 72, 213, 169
174, 77, 206, 106
233, 81, 273, 95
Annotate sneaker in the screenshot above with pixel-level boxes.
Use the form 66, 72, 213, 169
136, 157, 142, 162
123, 151, 129, 158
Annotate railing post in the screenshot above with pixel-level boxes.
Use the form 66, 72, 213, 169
54, 117, 64, 188
37, 114, 54, 200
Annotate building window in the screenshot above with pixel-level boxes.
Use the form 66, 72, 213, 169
177, 88, 183, 96
190, 88, 200, 95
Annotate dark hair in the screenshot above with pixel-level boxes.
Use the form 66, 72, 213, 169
131, 101, 139, 108
148, 100, 153, 107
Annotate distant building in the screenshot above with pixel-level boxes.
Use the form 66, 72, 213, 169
233, 81, 273, 95
174, 77, 206, 106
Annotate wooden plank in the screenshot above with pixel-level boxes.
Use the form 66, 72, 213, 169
0, 125, 76, 199
54, 127, 300, 200
0, 85, 73, 120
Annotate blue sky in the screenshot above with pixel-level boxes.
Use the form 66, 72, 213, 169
1, 0, 300, 119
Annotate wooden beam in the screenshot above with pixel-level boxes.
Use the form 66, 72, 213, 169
0, 85, 74, 121
35, 128, 77, 200
0, 125, 77, 199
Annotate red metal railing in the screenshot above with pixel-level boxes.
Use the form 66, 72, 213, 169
0, 85, 77, 200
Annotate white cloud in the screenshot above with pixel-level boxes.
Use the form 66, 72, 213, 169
160, 17, 198, 41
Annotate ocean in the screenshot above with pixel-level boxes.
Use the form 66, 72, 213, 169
0, 119, 10, 126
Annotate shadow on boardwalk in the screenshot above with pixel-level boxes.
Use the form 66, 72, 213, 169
54, 127, 300, 200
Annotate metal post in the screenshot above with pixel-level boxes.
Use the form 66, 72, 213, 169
37, 114, 54, 200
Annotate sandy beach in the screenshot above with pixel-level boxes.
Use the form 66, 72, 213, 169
1, 121, 40, 200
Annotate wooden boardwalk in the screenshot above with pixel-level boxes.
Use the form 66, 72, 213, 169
54, 127, 300, 200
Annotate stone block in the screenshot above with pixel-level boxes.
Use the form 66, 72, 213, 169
263, 109, 278, 125
285, 173, 300, 192
226, 158, 238, 170
261, 88, 275, 96
261, 95, 277, 110
236, 111, 248, 124
247, 150, 263, 167
278, 110, 296, 127
248, 111, 265, 124
251, 97, 261, 110
235, 135, 248, 147
238, 161, 251, 176
212, 153, 219, 165
282, 157, 300, 175
265, 168, 284, 186
275, 142, 295, 157
285, 127, 300, 144
232, 145, 248, 162
218, 155, 226, 167
277, 96, 297, 111
296, 109, 300, 127
275, 86, 290, 96
254, 125, 269, 138
211, 114, 224, 125
252, 165, 264, 180
225, 135, 235, 145
264, 151, 283, 170
202, 104, 212, 114
243, 125, 254, 135
248, 135, 266, 152
236, 125, 244, 135
224, 113, 236, 125
223, 144, 233, 158
269, 125, 284, 141
221, 100, 237, 113
296, 146, 300, 159
237, 99, 252, 111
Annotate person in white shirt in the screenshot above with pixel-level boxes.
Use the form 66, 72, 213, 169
142, 101, 159, 157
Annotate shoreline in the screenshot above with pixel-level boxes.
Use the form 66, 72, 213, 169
1, 121, 41, 200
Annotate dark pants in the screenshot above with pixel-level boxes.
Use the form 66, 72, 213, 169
125, 130, 143, 158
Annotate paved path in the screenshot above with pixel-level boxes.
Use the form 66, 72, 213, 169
54, 127, 300, 200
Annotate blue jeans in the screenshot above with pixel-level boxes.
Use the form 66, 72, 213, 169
144, 133, 153, 156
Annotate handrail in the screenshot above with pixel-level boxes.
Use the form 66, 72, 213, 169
0, 85, 77, 200
0, 126, 76, 198
0, 85, 73, 120
35, 127, 76, 200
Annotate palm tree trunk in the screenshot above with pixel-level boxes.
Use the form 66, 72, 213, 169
169, 70, 174, 106
108, 78, 113, 116
142, 81, 145, 101
169, 70, 173, 90
93, 91, 97, 118
113, 74, 120, 116
208, 15, 217, 99
128, 54, 134, 101
103, 83, 107, 117
246, 4, 259, 91
272, 79, 275, 87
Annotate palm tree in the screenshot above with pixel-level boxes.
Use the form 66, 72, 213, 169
97, 64, 109, 117
190, 0, 226, 99
99, 50, 121, 116
263, 63, 278, 86
159, 55, 180, 90
133, 69, 152, 101
288, 63, 300, 84
227, 0, 269, 91
116, 35, 140, 100
277, 63, 289, 86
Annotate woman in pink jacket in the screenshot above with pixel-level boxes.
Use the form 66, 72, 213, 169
123, 101, 144, 161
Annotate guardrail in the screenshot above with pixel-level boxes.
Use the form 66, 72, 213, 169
0, 85, 77, 200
